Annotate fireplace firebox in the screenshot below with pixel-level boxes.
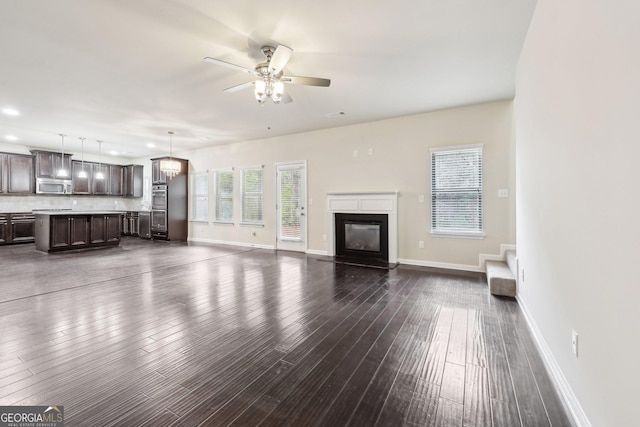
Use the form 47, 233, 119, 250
334, 213, 389, 264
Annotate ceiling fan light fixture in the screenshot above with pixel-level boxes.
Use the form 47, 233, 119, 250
254, 80, 267, 104
272, 81, 284, 104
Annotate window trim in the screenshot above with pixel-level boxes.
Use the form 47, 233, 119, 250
189, 170, 209, 222
213, 168, 234, 224
430, 144, 485, 238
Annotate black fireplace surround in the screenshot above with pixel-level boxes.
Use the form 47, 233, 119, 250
334, 213, 389, 264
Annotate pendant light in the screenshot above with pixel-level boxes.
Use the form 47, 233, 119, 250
160, 131, 181, 179
57, 133, 68, 178
78, 137, 87, 178
95, 140, 105, 180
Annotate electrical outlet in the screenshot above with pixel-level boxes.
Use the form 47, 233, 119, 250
353, 149, 359, 157
572, 330, 579, 357
322, 234, 327, 241
418, 195, 424, 203
368, 148, 374, 156
72, 199, 77, 205
418, 241, 424, 249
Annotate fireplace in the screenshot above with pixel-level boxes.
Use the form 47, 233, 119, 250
326, 191, 398, 266
335, 213, 388, 262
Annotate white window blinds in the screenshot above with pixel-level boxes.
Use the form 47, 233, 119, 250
190, 172, 208, 221
241, 167, 263, 224
214, 170, 234, 222
431, 146, 483, 235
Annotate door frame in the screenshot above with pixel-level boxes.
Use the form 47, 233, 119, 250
274, 160, 307, 253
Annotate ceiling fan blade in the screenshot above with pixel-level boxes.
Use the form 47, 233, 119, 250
204, 57, 255, 75
223, 81, 255, 93
269, 45, 293, 74
282, 75, 331, 87
281, 91, 293, 104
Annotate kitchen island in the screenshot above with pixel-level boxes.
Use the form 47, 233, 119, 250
35, 211, 124, 252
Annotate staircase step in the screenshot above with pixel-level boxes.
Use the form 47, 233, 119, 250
486, 260, 516, 297
505, 249, 517, 277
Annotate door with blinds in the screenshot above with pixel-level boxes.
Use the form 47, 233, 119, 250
276, 162, 307, 252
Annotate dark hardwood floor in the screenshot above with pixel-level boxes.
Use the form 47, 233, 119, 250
0, 238, 572, 426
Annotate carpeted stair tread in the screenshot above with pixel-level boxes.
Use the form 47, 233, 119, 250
486, 259, 516, 297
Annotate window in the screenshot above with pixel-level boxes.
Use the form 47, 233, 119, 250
214, 169, 234, 223
190, 171, 209, 222
241, 166, 264, 225
431, 145, 483, 237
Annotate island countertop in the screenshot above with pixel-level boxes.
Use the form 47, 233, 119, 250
34, 210, 127, 216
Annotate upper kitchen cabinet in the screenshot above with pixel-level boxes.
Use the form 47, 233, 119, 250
72, 161, 93, 195
151, 159, 167, 184
92, 164, 110, 195
124, 165, 143, 197
109, 165, 124, 196
31, 150, 72, 179
0, 152, 34, 194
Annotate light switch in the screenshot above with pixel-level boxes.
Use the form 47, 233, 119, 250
418, 195, 425, 203
498, 189, 509, 198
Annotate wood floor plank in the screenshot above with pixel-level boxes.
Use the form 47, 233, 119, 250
463, 364, 492, 427
0, 240, 572, 426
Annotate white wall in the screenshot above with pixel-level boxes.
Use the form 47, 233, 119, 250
515, 1, 640, 425
184, 100, 515, 270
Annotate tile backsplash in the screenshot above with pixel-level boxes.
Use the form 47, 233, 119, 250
0, 195, 148, 212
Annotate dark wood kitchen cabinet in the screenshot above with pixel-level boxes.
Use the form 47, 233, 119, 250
90, 214, 121, 244
109, 165, 123, 196
0, 214, 7, 243
10, 213, 35, 243
124, 165, 143, 197
31, 150, 72, 179
151, 159, 167, 184
92, 164, 110, 195
49, 215, 89, 248
35, 212, 122, 252
0, 153, 34, 194
72, 161, 93, 194
0, 213, 35, 245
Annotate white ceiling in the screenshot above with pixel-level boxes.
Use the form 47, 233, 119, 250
0, 0, 536, 159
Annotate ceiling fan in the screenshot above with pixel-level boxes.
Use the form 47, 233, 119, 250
204, 44, 330, 105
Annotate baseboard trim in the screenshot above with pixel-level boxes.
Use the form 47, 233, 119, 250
517, 298, 591, 427
306, 249, 328, 256
187, 237, 274, 250
398, 258, 482, 273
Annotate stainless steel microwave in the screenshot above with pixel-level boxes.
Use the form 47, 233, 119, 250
36, 178, 73, 195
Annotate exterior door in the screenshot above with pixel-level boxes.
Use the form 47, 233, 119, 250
276, 161, 306, 252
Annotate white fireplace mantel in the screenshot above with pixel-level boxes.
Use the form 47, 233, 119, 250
326, 191, 399, 263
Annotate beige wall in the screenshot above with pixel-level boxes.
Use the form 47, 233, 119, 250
184, 100, 515, 269
515, 1, 640, 426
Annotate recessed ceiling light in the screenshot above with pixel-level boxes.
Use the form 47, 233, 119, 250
146, 143, 155, 148
5, 135, 18, 141
109, 150, 118, 156
2, 108, 20, 116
